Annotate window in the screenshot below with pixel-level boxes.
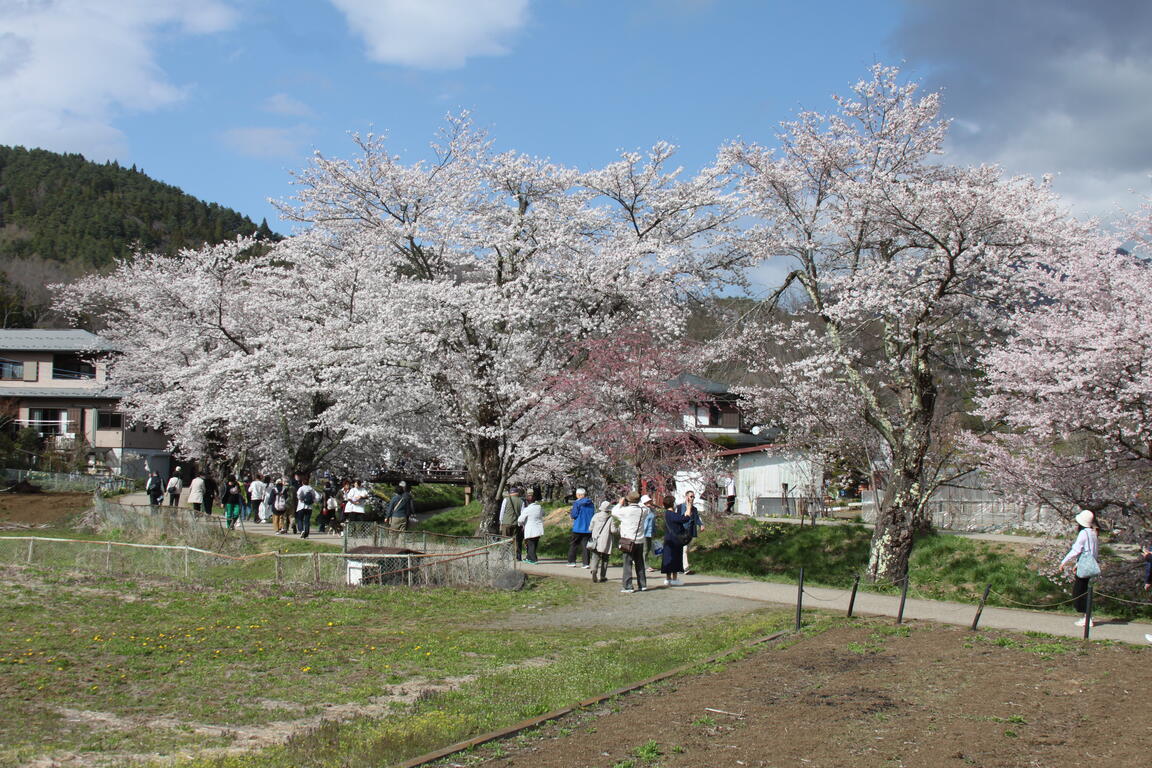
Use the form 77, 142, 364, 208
28, 408, 66, 436
0, 358, 23, 380
52, 354, 95, 380
97, 411, 123, 430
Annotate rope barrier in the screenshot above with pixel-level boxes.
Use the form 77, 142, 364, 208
1092, 590, 1152, 607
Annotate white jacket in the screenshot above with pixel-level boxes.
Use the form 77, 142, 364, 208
612, 503, 646, 542
517, 502, 545, 538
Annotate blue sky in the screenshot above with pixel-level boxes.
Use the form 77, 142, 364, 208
1, 0, 1149, 232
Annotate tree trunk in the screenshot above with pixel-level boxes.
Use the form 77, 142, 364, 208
467, 436, 505, 535
867, 465, 928, 583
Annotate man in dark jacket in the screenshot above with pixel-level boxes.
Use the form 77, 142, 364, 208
567, 488, 595, 568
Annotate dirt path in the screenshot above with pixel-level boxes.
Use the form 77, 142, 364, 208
471, 621, 1152, 768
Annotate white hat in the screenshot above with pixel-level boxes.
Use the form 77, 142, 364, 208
1075, 509, 1095, 527
639, 494, 652, 505
599, 501, 611, 512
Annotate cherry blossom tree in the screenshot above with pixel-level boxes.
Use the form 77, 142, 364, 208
280, 116, 745, 533
977, 214, 1152, 532
722, 65, 1090, 581
542, 326, 717, 497
58, 233, 420, 477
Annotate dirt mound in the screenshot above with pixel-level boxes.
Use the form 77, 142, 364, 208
0, 491, 92, 526
543, 506, 571, 526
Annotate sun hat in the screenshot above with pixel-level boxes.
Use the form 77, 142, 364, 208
639, 494, 652, 505
625, 491, 641, 503
1075, 509, 1095, 527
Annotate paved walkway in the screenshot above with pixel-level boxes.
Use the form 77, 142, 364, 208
517, 556, 1152, 646
118, 492, 1152, 644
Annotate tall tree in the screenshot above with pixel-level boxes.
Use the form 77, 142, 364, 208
977, 213, 1152, 532
723, 66, 1088, 581
280, 117, 744, 532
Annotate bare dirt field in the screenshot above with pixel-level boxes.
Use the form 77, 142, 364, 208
0, 491, 91, 526
470, 621, 1152, 768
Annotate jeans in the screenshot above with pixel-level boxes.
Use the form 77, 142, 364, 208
621, 542, 646, 591
296, 508, 312, 536
568, 532, 591, 565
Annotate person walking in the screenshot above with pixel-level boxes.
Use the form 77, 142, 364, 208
612, 491, 648, 593
221, 475, 243, 530
588, 500, 616, 583
296, 475, 317, 539
202, 474, 218, 517
661, 494, 691, 586
518, 490, 545, 564
248, 475, 267, 523
1059, 509, 1101, 627
187, 472, 206, 515
267, 478, 287, 534
165, 469, 182, 507
499, 487, 526, 561
567, 488, 595, 568
145, 471, 164, 510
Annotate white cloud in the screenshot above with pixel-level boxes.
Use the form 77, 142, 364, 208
263, 93, 315, 118
220, 125, 314, 160
327, 0, 528, 69
0, 0, 238, 160
892, 0, 1152, 220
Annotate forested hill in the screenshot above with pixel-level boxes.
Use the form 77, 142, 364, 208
0, 145, 278, 327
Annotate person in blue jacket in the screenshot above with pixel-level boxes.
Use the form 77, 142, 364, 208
567, 488, 596, 568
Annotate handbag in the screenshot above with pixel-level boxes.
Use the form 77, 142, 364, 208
618, 538, 635, 553
1076, 549, 1101, 578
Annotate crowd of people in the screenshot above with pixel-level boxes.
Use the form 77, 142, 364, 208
500, 485, 705, 593
143, 467, 416, 535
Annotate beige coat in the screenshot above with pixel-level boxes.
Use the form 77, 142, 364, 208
589, 509, 617, 554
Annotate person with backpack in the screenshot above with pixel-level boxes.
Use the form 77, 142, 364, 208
296, 474, 317, 539
221, 475, 243, 530
267, 478, 287, 534
165, 469, 183, 507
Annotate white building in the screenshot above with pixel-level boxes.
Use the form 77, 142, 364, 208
719, 445, 824, 517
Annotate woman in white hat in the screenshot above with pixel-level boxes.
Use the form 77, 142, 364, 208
1059, 509, 1100, 627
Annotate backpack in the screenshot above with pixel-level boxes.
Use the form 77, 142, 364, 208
300, 487, 317, 506
273, 492, 286, 512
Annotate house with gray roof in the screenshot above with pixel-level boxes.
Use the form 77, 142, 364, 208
0, 329, 170, 478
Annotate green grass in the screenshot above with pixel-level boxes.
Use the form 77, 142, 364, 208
0, 567, 789, 768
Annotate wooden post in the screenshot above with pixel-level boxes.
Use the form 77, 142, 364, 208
105, 542, 112, 572
183, 547, 190, 579
312, 552, 321, 584
896, 576, 909, 624
847, 574, 860, 618
795, 567, 805, 631
971, 584, 991, 630
26, 539, 34, 564
407, 555, 414, 588
275, 553, 282, 583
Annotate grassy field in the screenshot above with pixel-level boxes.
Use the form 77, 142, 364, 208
0, 565, 789, 768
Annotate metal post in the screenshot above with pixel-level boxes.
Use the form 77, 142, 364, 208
795, 567, 805, 631
847, 574, 861, 618
183, 547, 190, 579
896, 575, 909, 624
971, 584, 991, 630
312, 552, 321, 584
1083, 583, 1094, 640
275, 553, 282, 583
105, 542, 112, 572
26, 539, 34, 564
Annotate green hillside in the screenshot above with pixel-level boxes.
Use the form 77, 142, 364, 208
0, 145, 277, 326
